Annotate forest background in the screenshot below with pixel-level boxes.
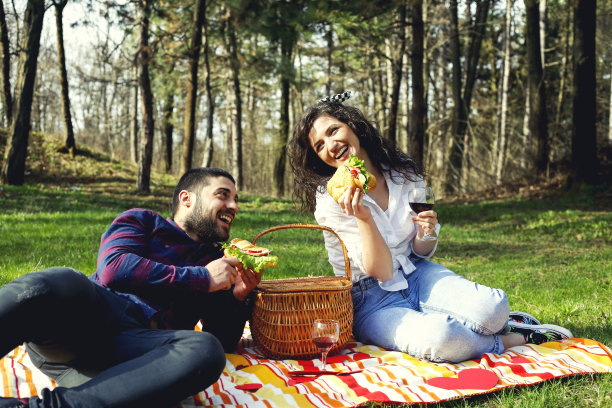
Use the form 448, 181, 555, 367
0, 0, 610, 197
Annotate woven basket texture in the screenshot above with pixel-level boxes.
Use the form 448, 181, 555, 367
250, 224, 353, 360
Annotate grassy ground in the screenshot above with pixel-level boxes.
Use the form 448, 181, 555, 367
0, 133, 611, 407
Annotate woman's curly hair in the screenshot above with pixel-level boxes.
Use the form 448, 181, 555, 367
288, 101, 423, 212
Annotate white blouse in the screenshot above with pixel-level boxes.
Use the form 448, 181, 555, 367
314, 170, 440, 291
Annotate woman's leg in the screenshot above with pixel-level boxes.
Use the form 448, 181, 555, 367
408, 257, 510, 336
352, 263, 509, 363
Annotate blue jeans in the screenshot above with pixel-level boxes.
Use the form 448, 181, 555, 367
0, 268, 226, 407
351, 257, 508, 363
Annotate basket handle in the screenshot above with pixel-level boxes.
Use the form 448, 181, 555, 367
251, 223, 351, 282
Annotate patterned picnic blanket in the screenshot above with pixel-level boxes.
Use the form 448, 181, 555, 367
2, 326, 611, 407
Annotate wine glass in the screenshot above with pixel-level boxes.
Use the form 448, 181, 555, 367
311, 319, 340, 370
409, 186, 437, 242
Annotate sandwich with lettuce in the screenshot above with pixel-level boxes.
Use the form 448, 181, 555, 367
327, 154, 377, 202
222, 238, 277, 274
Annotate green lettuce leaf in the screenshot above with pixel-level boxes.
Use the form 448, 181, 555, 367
346, 154, 372, 193
222, 244, 278, 274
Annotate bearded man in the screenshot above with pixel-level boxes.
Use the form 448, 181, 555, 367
0, 168, 263, 408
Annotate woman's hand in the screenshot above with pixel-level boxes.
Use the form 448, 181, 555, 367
412, 210, 438, 256
411, 210, 438, 240
337, 186, 371, 220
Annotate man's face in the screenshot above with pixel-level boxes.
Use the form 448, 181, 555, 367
183, 176, 238, 243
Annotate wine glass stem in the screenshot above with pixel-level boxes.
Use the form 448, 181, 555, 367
321, 351, 328, 369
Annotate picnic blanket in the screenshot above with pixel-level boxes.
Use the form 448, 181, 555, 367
2, 325, 611, 407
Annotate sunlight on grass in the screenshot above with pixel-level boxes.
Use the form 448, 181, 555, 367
0, 179, 611, 408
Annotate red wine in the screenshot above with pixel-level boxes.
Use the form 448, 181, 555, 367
409, 202, 434, 213
313, 336, 337, 350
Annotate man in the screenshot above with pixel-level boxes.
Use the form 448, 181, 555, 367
0, 168, 262, 408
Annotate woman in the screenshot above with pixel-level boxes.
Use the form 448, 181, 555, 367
288, 93, 573, 363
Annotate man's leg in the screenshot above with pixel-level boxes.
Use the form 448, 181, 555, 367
0, 267, 109, 361
0, 267, 226, 407
29, 329, 225, 408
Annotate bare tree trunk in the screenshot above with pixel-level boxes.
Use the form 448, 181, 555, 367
445, 0, 465, 194
0, 0, 12, 126
161, 95, 174, 173
273, 37, 293, 197
54, 0, 75, 156
325, 26, 333, 95
570, 0, 598, 183
553, 1, 571, 158
201, 1, 214, 168
525, 0, 549, 174
136, 0, 154, 194
539, 0, 546, 68
387, 2, 406, 145
495, 0, 512, 184
409, 0, 424, 168
0, 0, 44, 185
180, 0, 206, 174
521, 89, 530, 170
130, 68, 139, 163
609, 71, 612, 145
226, 15, 243, 189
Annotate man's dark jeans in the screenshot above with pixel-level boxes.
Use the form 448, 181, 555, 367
0, 267, 226, 407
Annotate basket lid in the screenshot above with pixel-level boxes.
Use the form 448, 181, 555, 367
257, 276, 352, 293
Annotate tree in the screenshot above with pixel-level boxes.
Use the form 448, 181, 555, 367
409, 0, 425, 168
494, 0, 513, 184
200, 0, 215, 168
445, 0, 491, 194
136, 0, 155, 194
1, 0, 45, 185
0, 0, 12, 126
570, 0, 598, 183
224, 8, 243, 189
53, 0, 76, 156
180, 0, 206, 174
387, 1, 406, 145
525, 0, 549, 173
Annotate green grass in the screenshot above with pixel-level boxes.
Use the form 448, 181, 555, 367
1, 176, 611, 407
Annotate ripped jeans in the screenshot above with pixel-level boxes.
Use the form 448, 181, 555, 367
0, 267, 226, 408
351, 257, 508, 363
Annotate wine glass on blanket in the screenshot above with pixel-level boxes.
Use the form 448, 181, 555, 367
311, 319, 340, 370
409, 186, 437, 242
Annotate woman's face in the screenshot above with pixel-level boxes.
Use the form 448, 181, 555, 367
308, 114, 363, 168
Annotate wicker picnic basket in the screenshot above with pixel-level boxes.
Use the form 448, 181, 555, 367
250, 223, 353, 360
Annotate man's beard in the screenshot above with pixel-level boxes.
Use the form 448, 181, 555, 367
183, 204, 229, 243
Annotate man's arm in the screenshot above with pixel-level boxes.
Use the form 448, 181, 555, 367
94, 209, 213, 293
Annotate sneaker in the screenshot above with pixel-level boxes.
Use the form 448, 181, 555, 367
508, 311, 541, 326
0, 397, 29, 408
506, 323, 574, 345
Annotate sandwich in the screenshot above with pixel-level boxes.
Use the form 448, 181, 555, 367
222, 238, 278, 274
327, 154, 377, 202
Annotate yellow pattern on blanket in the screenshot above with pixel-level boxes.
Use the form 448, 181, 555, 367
2, 329, 611, 407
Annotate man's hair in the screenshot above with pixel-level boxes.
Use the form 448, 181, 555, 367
172, 168, 235, 216
287, 101, 422, 212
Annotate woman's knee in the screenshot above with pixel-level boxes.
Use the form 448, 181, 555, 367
475, 289, 509, 334
401, 316, 474, 363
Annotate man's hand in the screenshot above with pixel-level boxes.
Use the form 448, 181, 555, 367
206, 257, 241, 292
233, 265, 262, 301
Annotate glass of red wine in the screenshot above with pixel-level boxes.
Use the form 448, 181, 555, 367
409, 186, 437, 242
311, 319, 340, 370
